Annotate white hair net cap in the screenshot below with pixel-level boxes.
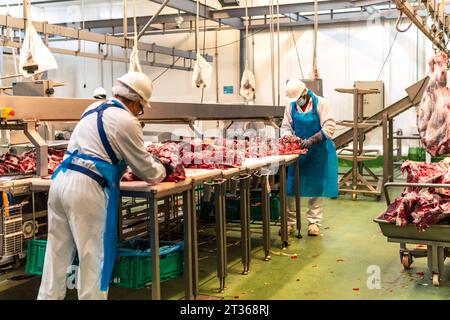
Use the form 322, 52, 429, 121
111, 84, 141, 102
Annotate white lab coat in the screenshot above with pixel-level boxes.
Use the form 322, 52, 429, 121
38, 98, 166, 300
280, 96, 336, 228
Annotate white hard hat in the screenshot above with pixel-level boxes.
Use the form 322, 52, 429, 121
117, 72, 153, 109
286, 79, 306, 103
93, 87, 107, 99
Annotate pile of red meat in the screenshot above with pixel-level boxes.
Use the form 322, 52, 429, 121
278, 136, 307, 155
0, 148, 65, 175
146, 139, 243, 169
383, 160, 450, 230
0, 137, 308, 183
121, 142, 186, 182
142, 137, 307, 170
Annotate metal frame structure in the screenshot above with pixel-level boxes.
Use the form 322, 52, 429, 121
333, 77, 429, 191
395, 0, 449, 56
0, 14, 212, 71
149, 0, 244, 29
0, 96, 284, 122
64, 0, 402, 35
0, 96, 284, 177
335, 87, 383, 200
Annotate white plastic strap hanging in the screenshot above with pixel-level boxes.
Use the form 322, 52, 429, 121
129, 0, 142, 72
192, 0, 212, 89
19, 1, 58, 78
240, 0, 256, 101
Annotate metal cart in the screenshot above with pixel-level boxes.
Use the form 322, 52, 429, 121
0, 203, 24, 268
374, 182, 450, 286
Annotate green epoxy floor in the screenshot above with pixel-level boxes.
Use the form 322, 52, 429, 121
0, 195, 449, 300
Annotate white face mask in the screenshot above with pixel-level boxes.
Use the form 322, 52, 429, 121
297, 96, 307, 107
296, 90, 308, 106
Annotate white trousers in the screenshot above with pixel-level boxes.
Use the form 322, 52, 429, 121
287, 196, 323, 226
37, 170, 108, 300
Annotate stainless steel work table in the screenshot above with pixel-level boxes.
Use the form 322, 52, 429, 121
244, 156, 287, 261
0, 176, 35, 194
30, 177, 195, 301
279, 154, 302, 245
184, 168, 223, 298
206, 155, 301, 293
28, 153, 301, 299
240, 155, 301, 260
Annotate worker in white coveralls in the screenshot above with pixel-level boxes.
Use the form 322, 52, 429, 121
38, 72, 170, 300
281, 79, 338, 237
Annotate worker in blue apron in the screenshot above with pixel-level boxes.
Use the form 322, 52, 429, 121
281, 79, 338, 236
38, 72, 169, 300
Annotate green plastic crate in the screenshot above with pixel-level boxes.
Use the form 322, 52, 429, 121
111, 250, 183, 289
250, 193, 280, 221
25, 239, 184, 290
25, 239, 47, 276
111, 240, 183, 289
408, 147, 426, 162
226, 192, 280, 222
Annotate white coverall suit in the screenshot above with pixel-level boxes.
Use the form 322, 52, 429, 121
280, 97, 336, 227
38, 98, 166, 300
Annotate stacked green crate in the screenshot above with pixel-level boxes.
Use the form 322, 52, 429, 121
25, 238, 184, 289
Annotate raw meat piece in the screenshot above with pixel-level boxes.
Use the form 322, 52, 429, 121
383, 190, 444, 231
383, 159, 450, 230
0, 148, 65, 175
278, 135, 308, 155
417, 51, 450, 156
401, 160, 446, 184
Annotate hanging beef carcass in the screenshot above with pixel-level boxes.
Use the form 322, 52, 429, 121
417, 51, 450, 156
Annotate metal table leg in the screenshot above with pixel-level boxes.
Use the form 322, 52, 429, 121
294, 160, 302, 239
182, 190, 194, 300
190, 187, 199, 299
279, 164, 289, 248
149, 195, 161, 300
208, 179, 227, 293
261, 174, 271, 261
236, 174, 251, 274
221, 180, 228, 290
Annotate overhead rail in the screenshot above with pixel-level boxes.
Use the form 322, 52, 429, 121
394, 0, 449, 56
0, 14, 213, 71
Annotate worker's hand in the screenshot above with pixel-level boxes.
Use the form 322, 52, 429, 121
159, 157, 174, 176
300, 139, 312, 149
301, 131, 325, 149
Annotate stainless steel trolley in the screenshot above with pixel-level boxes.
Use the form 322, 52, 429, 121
374, 182, 450, 286
0, 203, 24, 268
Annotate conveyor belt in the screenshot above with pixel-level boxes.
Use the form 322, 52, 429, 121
333, 77, 429, 150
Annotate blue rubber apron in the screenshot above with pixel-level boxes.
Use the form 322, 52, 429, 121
52, 99, 127, 291
286, 90, 338, 198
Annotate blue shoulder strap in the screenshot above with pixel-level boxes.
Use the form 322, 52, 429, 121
308, 89, 319, 114
80, 100, 125, 165
290, 101, 297, 119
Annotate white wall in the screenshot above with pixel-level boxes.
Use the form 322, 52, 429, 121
0, 1, 436, 153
